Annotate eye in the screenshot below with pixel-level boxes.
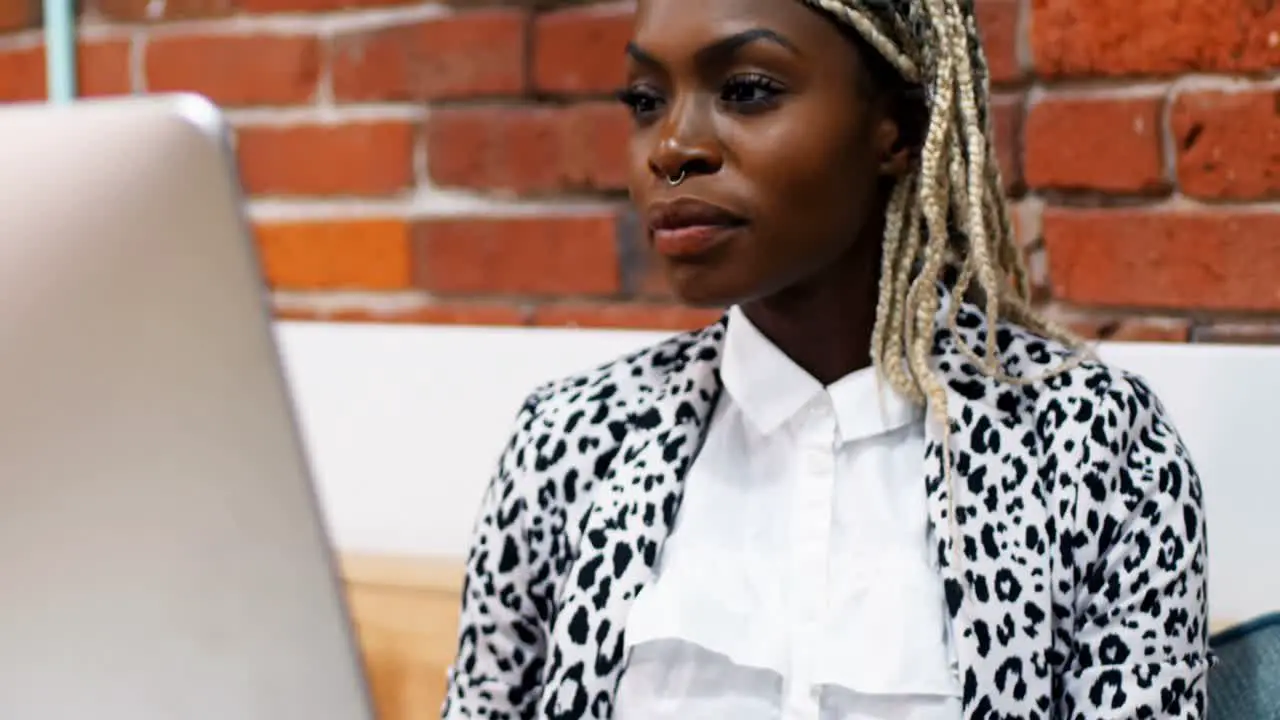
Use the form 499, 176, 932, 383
615, 85, 664, 123
720, 73, 786, 111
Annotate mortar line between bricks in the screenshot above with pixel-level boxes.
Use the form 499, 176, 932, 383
67, 23, 133, 41
1158, 84, 1180, 190
423, 96, 624, 112
272, 292, 700, 317
1162, 193, 1280, 212
1192, 321, 1280, 343
0, 23, 147, 50
1045, 305, 1195, 323
226, 104, 427, 124
1053, 303, 1280, 322
313, 24, 335, 108
247, 193, 631, 222
1167, 74, 1280, 94
1188, 312, 1280, 325
0, 29, 46, 50
1031, 190, 1280, 213
411, 119, 434, 192
272, 300, 541, 324
88, 3, 453, 39
273, 291, 436, 311
128, 30, 147, 93
275, 293, 582, 307
1013, 0, 1032, 78
244, 191, 1280, 224
1025, 80, 1171, 102
0, 5, 451, 48
1025, 74, 1280, 98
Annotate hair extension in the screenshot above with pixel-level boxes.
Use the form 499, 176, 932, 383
799, 0, 1089, 584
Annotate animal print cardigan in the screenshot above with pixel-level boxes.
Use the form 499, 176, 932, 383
442, 297, 1212, 719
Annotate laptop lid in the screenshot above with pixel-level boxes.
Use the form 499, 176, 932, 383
0, 94, 374, 720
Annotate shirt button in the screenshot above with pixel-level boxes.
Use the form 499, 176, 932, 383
805, 448, 833, 472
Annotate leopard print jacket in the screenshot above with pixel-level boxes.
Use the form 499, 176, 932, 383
442, 298, 1212, 719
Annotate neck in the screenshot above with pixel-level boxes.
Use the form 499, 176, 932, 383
740, 240, 883, 386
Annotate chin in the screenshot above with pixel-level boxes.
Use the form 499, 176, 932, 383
663, 264, 753, 309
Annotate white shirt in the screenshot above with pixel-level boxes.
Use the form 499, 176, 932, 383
614, 306, 962, 720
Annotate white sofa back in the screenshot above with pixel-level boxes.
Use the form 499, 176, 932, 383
275, 321, 1280, 627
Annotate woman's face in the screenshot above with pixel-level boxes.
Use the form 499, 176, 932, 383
624, 0, 903, 308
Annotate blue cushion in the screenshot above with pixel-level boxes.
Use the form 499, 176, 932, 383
1209, 613, 1280, 720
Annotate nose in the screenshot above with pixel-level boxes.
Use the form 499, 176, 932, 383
647, 94, 723, 184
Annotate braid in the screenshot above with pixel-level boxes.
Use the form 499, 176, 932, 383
808, 0, 921, 81
797, 0, 1088, 585
799, 0, 1086, 402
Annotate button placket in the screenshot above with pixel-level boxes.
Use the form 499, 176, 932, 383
785, 397, 838, 720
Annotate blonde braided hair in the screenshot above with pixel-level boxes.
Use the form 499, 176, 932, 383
800, 0, 1087, 568
807, 0, 1083, 404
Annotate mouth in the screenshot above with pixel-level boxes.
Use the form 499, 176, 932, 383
647, 198, 748, 259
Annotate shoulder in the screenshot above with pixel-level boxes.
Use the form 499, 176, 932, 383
947, 303, 1200, 515
1007, 318, 1180, 455
521, 322, 721, 423
945, 303, 1206, 576
468, 323, 724, 613
497, 320, 725, 479
940, 299, 1198, 495
942, 299, 1177, 434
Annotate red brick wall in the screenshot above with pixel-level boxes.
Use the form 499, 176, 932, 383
1, 0, 1276, 340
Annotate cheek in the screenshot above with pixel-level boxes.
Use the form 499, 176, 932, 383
727, 106, 882, 235
626, 128, 651, 202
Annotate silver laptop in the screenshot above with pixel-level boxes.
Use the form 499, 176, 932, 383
0, 95, 374, 720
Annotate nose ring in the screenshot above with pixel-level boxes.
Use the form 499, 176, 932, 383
666, 170, 686, 187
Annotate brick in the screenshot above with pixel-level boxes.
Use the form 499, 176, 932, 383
0, 48, 47, 102
1024, 95, 1166, 194
90, 0, 233, 21
237, 121, 416, 197
332, 10, 526, 103
1043, 209, 1280, 312
412, 213, 623, 296
1031, 0, 1280, 77
145, 35, 320, 106
256, 219, 413, 290
975, 0, 1023, 84
0, 41, 132, 102
0, 0, 36, 32
534, 2, 632, 94
277, 301, 528, 325
426, 103, 629, 194
77, 42, 134, 96
990, 94, 1023, 193
1172, 88, 1280, 201
533, 302, 722, 331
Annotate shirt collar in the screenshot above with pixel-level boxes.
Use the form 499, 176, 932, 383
721, 306, 920, 442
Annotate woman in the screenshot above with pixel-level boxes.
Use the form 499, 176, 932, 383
443, 0, 1212, 717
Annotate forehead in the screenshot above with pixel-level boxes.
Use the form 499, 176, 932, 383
633, 0, 848, 55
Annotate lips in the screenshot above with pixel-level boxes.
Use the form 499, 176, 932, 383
647, 198, 748, 259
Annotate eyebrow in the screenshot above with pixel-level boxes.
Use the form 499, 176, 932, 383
625, 27, 801, 67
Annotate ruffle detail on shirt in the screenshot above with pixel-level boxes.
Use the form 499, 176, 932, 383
812, 556, 961, 698
615, 640, 783, 720
623, 552, 961, 700
623, 564, 786, 673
